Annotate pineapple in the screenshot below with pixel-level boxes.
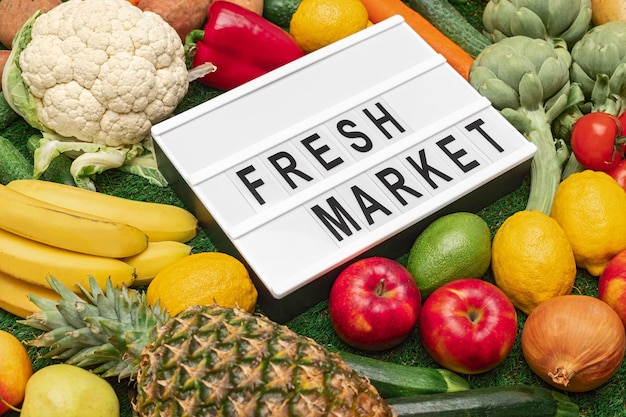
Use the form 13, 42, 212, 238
20, 277, 394, 417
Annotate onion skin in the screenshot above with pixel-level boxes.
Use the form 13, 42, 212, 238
521, 295, 626, 392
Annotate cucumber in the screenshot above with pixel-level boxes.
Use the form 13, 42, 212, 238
406, 0, 491, 58
339, 351, 470, 398
387, 385, 579, 417
0, 135, 33, 185
0, 93, 19, 131
263, 0, 302, 29
26, 135, 76, 186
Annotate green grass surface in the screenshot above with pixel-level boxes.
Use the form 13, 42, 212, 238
2, 1, 625, 416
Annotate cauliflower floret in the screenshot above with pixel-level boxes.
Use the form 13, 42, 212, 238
19, 0, 188, 146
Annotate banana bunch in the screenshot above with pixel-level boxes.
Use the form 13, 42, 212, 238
0, 179, 197, 318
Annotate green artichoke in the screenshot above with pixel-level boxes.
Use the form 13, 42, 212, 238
570, 21, 626, 115
469, 36, 580, 214
482, 0, 592, 49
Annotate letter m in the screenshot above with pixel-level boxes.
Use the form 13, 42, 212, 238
310, 196, 362, 242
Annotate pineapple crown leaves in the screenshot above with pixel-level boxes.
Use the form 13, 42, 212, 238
18, 275, 170, 380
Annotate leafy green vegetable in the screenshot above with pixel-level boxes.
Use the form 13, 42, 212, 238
31, 133, 167, 191
1, 11, 44, 131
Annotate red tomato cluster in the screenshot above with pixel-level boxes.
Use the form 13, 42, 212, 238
571, 112, 626, 190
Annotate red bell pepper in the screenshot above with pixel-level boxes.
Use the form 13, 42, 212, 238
185, 1, 305, 91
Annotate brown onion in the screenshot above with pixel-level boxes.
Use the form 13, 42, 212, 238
521, 294, 626, 392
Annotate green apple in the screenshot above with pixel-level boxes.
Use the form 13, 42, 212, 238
20, 364, 119, 417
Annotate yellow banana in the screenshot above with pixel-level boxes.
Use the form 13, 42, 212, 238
0, 228, 136, 292
125, 240, 193, 287
7, 179, 199, 242
0, 184, 148, 258
0, 271, 62, 319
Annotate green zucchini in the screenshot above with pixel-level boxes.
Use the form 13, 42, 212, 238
339, 351, 470, 398
387, 385, 579, 417
26, 135, 76, 186
0, 135, 33, 185
0, 93, 19, 131
263, 0, 302, 29
406, 0, 491, 58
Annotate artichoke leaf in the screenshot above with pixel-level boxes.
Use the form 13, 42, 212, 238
538, 57, 570, 99
496, 50, 535, 92
546, 83, 584, 127
467, 65, 497, 90
546, 0, 584, 36
554, 41, 572, 67
523, 0, 550, 23
570, 63, 596, 96
501, 108, 533, 133
477, 78, 521, 110
555, 138, 570, 169
544, 88, 573, 124
510, 8, 547, 40
488, 31, 508, 44
597, 44, 624, 76
590, 73, 613, 112
609, 63, 626, 101
482, 0, 520, 39
559, 4, 593, 46
519, 72, 544, 110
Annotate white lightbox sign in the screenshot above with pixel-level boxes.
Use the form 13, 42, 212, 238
152, 16, 536, 322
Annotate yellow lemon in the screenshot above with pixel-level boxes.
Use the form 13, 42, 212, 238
551, 170, 626, 276
146, 252, 258, 315
491, 210, 576, 315
289, 0, 369, 53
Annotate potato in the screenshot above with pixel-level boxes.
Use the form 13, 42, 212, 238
0, 50, 10, 91
592, 0, 626, 25
0, 0, 62, 49
137, 0, 212, 41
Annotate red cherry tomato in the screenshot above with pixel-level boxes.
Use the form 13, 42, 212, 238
571, 112, 624, 171
607, 160, 626, 192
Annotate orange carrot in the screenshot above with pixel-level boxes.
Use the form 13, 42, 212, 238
359, 0, 474, 80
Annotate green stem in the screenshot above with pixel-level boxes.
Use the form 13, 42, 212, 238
561, 152, 584, 180
523, 110, 567, 215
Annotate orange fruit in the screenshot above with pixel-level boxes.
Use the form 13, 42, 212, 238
0, 330, 33, 415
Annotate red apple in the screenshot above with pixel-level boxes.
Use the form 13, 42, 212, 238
599, 249, 626, 328
419, 278, 517, 374
328, 257, 421, 351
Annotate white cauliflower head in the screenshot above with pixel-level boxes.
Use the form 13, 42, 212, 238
18, 0, 189, 146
